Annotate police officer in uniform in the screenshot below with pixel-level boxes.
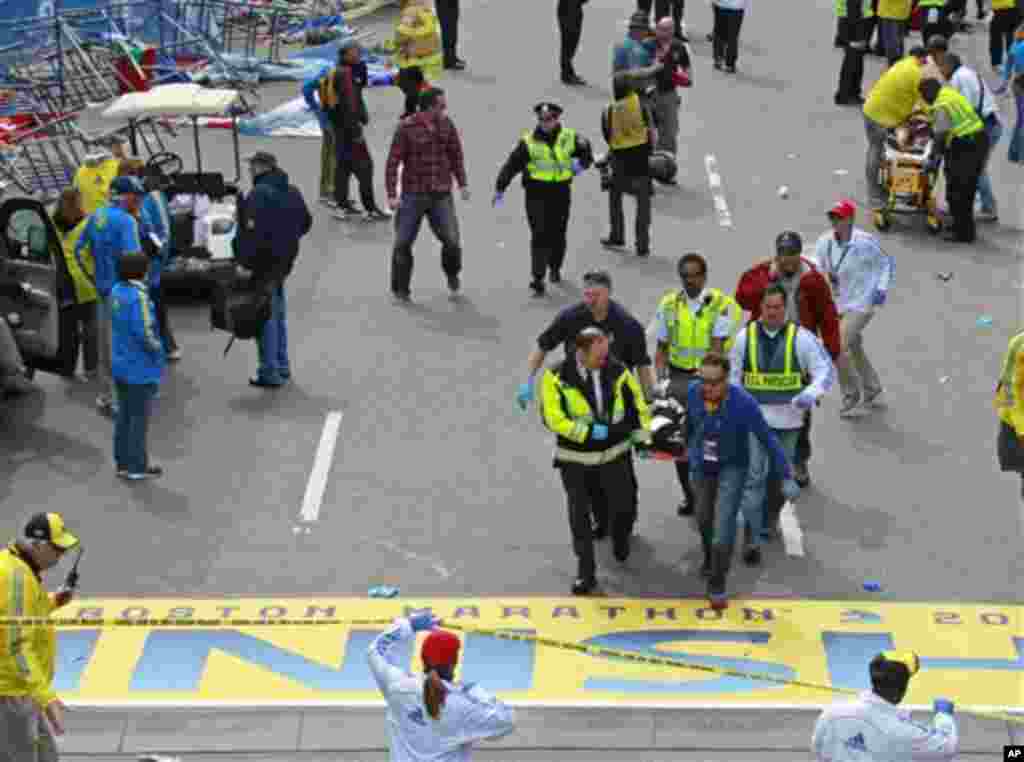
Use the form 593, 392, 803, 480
539, 327, 651, 595
918, 78, 989, 243
652, 253, 742, 516
494, 102, 593, 297
835, 0, 874, 105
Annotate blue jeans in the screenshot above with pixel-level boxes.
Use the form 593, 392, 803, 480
691, 464, 747, 550
114, 381, 157, 473
390, 192, 462, 295
976, 117, 1003, 214
256, 283, 289, 384
740, 428, 800, 545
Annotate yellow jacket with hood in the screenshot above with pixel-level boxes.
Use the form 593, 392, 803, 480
995, 331, 1024, 436
0, 544, 60, 706
394, 0, 443, 80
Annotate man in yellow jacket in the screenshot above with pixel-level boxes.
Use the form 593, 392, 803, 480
996, 330, 1024, 499
863, 46, 930, 209
540, 327, 651, 595
0, 513, 80, 762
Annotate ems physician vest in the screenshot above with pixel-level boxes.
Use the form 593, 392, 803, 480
608, 93, 648, 151
932, 87, 985, 145
995, 331, 1024, 431
742, 322, 806, 405
660, 288, 741, 371
524, 128, 577, 182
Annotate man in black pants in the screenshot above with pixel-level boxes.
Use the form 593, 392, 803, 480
558, 0, 588, 85
435, 0, 465, 70
637, 0, 688, 40
494, 102, 594, 297
712, 2, 746, 73
835, 0, 868, 105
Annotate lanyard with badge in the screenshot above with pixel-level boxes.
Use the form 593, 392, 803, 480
826, 238, 847, 290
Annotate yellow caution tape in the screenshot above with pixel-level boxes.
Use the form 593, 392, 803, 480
3, 616, 1022, 725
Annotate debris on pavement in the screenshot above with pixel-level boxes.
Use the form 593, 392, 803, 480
935, 271, 953, 282
863, 581, 883, 592
977, 315, 994, 328
369, 585, 400, 598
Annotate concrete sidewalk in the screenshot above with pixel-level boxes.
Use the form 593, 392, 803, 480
60, 706, 1018, 759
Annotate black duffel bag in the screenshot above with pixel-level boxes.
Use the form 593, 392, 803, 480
210, 279, 271, 355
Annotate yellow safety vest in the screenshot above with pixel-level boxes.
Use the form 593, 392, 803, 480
992, 0, 1016, 10
931, 86, 985, 145
73, 158, 120, 216
742, 322, 805, 403
394, 6, 443, 80
539, 362, 652, 466
659, 288, 741, 371
836, 0, 875, 18
318, 67, 338, 110
0, 546, 58, 707
59, 217, 96, 305
608, 93, 648, 151
878, 0, 912, 20
995, 331, 1024, 433
523, 128, 576, 183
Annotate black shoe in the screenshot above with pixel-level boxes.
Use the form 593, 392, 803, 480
592, 523, 608, 541
571, 577, 598, 595
447, 274, 461, 294
601, 236, 626, 249
249, 377, 284, 388
530, 281, 545, 297
444, 59, 467, 70
724, 63, 737, 74
613, 536, 631, 563
561, 73, 586, 86
835, 94, 866, 106
794, 462, 810, 487
636, 247, 650, 258
742, 544, 762, 566
677, 498, 693, 517
713, 59, 724, 70
548, 269, 561, 284
707, 32, 715, 42
391, 290, 412, 303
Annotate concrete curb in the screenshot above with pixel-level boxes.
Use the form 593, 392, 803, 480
59, 705, 1019, 755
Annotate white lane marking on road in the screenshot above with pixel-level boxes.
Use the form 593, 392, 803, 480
704, 154, 733, 228
779, 501, 805, 557
299, 411, 344, 523
376, 541, 454, 579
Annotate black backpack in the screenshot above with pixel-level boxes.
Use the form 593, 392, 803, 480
210, 280, 271, 355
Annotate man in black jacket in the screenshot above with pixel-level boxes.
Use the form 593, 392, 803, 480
233, 152, 313, 388
329, 41, 390, 221
494, 102, 593, 297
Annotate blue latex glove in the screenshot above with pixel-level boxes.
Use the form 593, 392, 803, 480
516, 381, 533, 411
792, 390, 816, 410
409, 611, 440, 632
315, 110, 329, 129
493, 191, 504, 207
872, 289, 887, 306
571, 158, 584, 176
933, 699, 954, 714
781, 478, 801, 501
591, 423, 609, 441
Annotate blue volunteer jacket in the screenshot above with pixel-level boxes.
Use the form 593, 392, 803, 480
75, 205, 142, 298
685, 382, 792, 480
139, 190, 171, 291
111, 279, 165, 384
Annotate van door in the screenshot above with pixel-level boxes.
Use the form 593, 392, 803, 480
0, 198, 74, 375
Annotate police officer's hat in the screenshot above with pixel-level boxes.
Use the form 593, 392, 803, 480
534, 102, 563, 119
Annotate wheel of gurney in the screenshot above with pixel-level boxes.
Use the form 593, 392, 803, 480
873, 209, 891, 231
926, 215, 942, 234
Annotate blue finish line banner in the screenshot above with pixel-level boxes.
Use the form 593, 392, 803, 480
51, 597, 1023, 707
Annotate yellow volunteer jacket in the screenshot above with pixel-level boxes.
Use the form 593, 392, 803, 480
73, 158, 120, 216
539, 357, 652, 466
864, 55, 924, 128
995, 331, 1024, 436
0, 545, 58, 706
394, 4, 443, 81
59, 217, 97, 305
878, 0, 912, 19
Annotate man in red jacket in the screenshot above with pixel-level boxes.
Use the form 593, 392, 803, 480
734, 230, 840, 487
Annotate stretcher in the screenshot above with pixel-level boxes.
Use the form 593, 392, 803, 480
873, 113, 943, 234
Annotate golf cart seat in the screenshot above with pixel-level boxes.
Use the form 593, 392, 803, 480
169, 171, 238, 200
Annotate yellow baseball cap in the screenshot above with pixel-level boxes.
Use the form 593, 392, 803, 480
24, 513, 80, 550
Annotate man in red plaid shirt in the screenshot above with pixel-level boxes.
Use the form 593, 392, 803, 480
385, 87, 470, 303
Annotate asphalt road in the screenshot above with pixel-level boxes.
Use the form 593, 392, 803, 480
1, 0, 1021, 605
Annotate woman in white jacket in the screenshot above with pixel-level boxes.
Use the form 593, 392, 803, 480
711, 0, 749, 73
367, 612, 516, 761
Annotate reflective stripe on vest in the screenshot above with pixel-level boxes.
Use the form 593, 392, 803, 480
917, 0, 944, 7
554, 438, 635, 466
608, 93, 648, 151
664, 288, 734, 370
743, 323, 805, 401
524, 128, 576, 182
933, 86, 985, 145
836, 0, 875, 17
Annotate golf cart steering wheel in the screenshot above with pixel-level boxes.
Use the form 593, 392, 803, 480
146, 151, 184, 177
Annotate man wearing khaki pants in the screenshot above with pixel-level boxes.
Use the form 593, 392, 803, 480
812, 199, 895, 418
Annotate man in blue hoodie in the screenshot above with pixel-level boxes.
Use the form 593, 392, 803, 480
686, 351, 800, 609
302, 62, 336, 206
76, 175, 144, 416
233, 152, 313, 388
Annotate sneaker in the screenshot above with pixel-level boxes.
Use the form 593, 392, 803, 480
724, 63, 737, 74
976, 210, 999, 222
713, 59, 723, 71
530, 281, 546, 298
571, 577, 598, 596
117, 470, 146, 481
447, 274, 461, 294
331, 203, 361, 219
863, 389, 887, 408
391, 290, 412, 303
839, 396, 864, 418
676, 498, 693, 517
548, 269, 561, 284
600, 236, 626, 249
363, 207, 393, 221
249, 376, 284, 388
742, 545, 762, 566
636, 247, 650, 258
793, 462, 810, 487
166, 348, 182, 361
319, 197, 338, 208
144, 465, 164, 478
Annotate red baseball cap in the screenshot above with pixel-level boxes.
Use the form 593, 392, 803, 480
827, 199, 856, 220
421, 630, 461, 667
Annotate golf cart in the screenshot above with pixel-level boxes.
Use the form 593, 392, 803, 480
100, 83, 253, 288
0, 192, 79, 391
